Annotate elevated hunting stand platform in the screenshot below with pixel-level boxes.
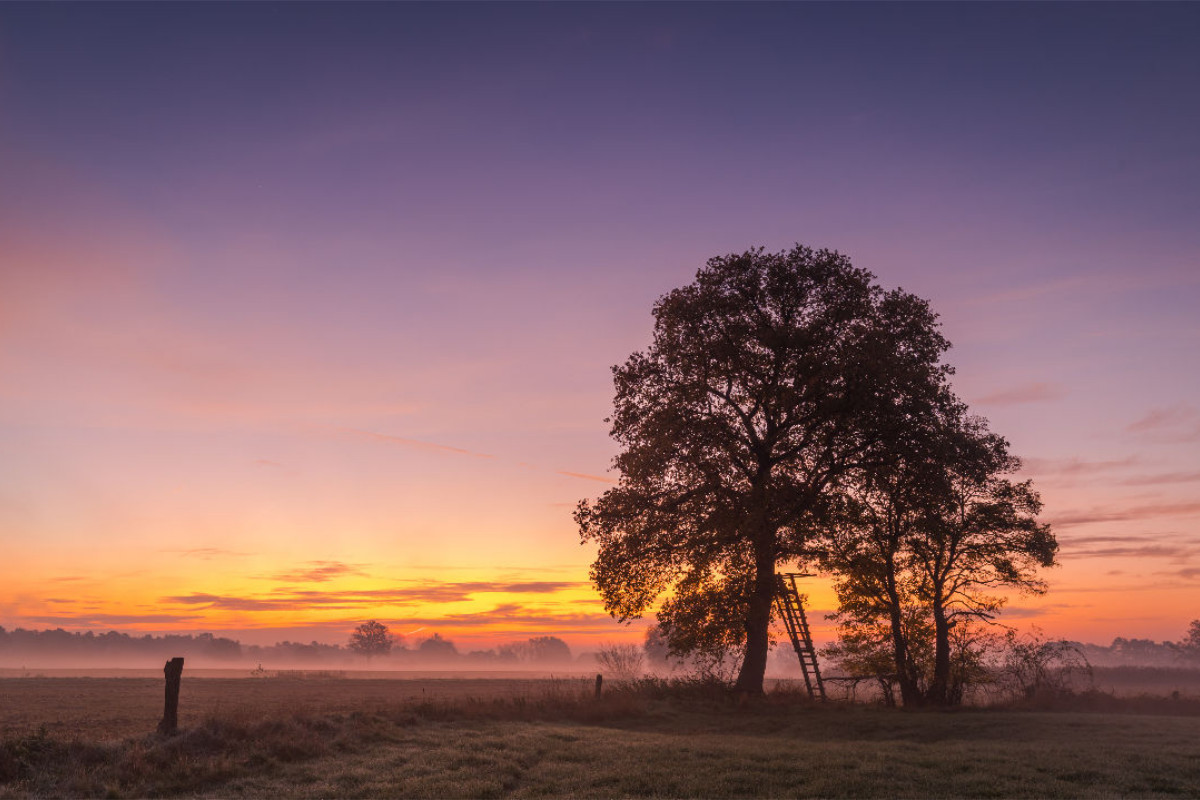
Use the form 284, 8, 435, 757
774, 572, 826, 701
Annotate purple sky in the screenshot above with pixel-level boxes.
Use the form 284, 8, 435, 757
1, 3, 1198, 647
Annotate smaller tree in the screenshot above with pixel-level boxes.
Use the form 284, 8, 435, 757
348, 620, 393, 662
1180, 623, 1200, 652
417, 633, 459, 661
497, 636, 573, 663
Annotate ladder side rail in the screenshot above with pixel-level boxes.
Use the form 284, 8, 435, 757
776, 574, 818, 699
783, 574, 827, 701
793, 600, 827, 700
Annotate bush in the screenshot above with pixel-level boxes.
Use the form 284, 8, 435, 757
994, 628, 1092, 703
595, 643, 645, 683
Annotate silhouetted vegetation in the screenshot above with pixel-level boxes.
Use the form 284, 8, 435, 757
578, 245, 958, 694
346, 621, 393, 661
0, 627, 589, 670
820, 410, 1056, 706
577, 245, 1056, 699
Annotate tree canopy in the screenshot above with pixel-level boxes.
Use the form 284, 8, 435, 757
577, 245, 956, 693
348, 620, 393, 660
822, 407, 1056, 705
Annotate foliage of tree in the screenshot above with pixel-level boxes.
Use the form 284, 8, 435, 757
1183, 620, 1200, 659
822, 408, 1056, 705
497, 636, 572, 663
348, 620, 393, 661
577, 245, 954, 693
0, 627, 245, 664
416, 633, 458, 659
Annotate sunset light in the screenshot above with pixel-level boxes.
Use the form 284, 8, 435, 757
2, 2, 1198, 656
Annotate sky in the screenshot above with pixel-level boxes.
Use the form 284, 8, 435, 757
1, 3, 1198, 652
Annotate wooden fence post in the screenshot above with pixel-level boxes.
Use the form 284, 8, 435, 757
157, 657, 185, 734
594, 673, 603, 698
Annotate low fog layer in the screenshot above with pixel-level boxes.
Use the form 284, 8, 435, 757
0, 627, 599, 673
4, 625, 1200, 674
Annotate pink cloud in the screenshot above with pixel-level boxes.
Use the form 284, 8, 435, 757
339, 427, 494, 459
1048, 501, 1200, 528
1126, 405, 1200, 442
556, 470, 616, 484
975, 382, 1066, 406
1021, 456, 1138, 477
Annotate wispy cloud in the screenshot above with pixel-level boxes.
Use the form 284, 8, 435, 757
962, 277, 1089, 307
1127, 404, 1196, 433
1126, 405, 1200, 442
372, 604, 625, 633
975, 382, 1066, 407
556, 470, 615, 484
995, 604, 1075, 620
268, 561, 365, 583
1062, 543, 1194, 560
162, 580, 590, 612
26, 613, 202, 625
1118, 470, 1200, 487
338, 426, 494, 459
164, 548, 253, 560
1022, 456, 1138, 477
1056, 532, 1200, 567
1047, 501, 1200, 528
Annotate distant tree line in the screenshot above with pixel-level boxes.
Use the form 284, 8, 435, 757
1074, 621, 1200, 667
0, 625, 580, 668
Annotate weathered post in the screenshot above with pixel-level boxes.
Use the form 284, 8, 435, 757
157, 657, 185, 734
594, 673, 603, 698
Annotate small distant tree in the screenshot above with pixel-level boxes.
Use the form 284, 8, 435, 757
526, 636, 572, 663
417, 633, 458, 660
497, 636, 573, 663
1180, 620, 1200, 663
1184, 620, 1200, 650
348, 620, 393, 662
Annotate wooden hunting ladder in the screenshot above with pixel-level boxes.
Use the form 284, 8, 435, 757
774, 572, 826, 701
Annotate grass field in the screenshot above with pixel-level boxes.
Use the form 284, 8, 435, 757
2, 675, 1199, 798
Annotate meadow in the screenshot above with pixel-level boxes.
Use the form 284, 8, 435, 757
2, 673, 1200, 798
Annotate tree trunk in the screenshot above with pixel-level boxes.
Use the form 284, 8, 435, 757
734, 533, 776, 694
929, 598, 952, 705
887, 602, 923, 707
881, 548, 923, 707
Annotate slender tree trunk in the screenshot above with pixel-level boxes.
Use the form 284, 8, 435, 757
735, 529, 776, 694
880, 539, 922, 707
929, 596, 952, 705
887, 601, 923, 707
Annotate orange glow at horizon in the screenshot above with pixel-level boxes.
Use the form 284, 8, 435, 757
3, 5, 1199, 655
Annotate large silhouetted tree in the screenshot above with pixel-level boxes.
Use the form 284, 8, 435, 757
576, 245, 953, 693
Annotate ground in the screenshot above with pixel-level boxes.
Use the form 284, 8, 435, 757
1, 673, 1198, 798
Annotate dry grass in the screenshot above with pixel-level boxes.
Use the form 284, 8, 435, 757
2, 676, 1199, 798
